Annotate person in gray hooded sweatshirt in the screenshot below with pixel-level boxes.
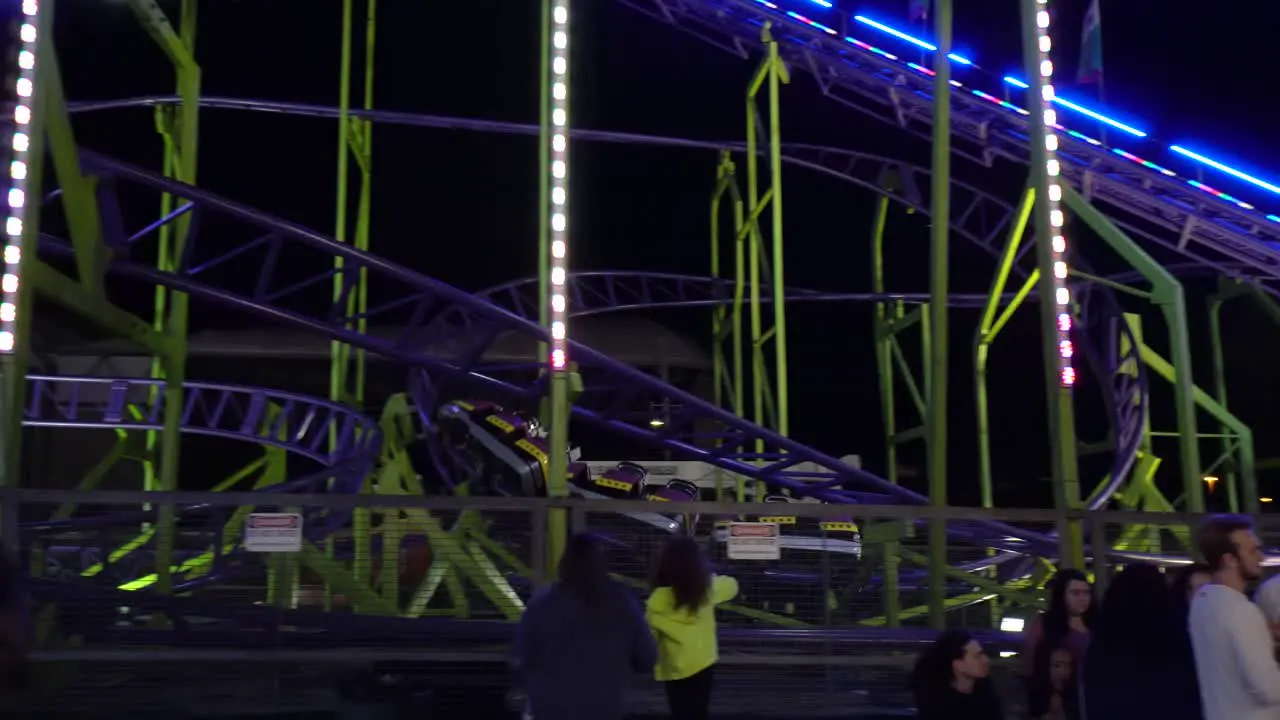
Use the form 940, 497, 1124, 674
513, 533, 657, 719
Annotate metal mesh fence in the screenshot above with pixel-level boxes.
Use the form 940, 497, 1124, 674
0, 489, 1263, 716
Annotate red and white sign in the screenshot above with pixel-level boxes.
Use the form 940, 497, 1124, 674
245, 513, 303, 553
727, 522, 780, 560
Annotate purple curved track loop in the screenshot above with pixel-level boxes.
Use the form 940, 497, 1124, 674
19, 376, 381, 584
39, 150, 1059, 556
23, 375, 381, 469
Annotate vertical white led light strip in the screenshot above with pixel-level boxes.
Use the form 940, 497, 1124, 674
547, 1, 571, 371
2, 1, 41, 354
1032, 0, 1075, 387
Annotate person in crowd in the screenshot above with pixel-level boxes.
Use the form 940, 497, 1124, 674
1028, 643, 1077, 720
1023, 569, 1095, 681
1080, 564, 1201, 720
512, 532, 656, 720
1251, 571, 1280, 645
910, 628, 1002, 720
0, 549, 26, 696
1189, 514, 1280, 720
1171, 562, 1212, 620
1023, 569, 1094, 718
646, 535, 738, 720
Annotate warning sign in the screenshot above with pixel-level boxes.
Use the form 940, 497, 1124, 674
245, 513, 303, 553
726, 522, 781, 560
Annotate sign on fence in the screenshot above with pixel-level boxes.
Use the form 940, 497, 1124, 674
726, 522, 780, 560
245, 513, 303, 553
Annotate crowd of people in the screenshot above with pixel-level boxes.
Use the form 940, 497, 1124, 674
912, 513, 1280, 720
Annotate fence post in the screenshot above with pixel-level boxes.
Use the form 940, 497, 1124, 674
531, 500, 549, 588
0, 488, 17, 556
1089, 511, 1111, 599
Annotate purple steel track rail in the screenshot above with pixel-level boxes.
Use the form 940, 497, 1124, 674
23, 375, 380, 471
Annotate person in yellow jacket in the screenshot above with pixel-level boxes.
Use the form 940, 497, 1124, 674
646, 536, 739, 720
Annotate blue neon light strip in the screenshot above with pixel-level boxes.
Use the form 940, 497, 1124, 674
1171, 146, 1280, 196
812, 9, 1280, 209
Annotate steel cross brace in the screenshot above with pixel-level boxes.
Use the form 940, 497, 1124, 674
612, 0, 1280, 293
38, 151, 1072, 556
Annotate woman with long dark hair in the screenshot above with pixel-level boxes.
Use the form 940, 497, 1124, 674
1080, 564, 1202, 720
911, 629, 1002, 720
647, 536, 738, 720
513, 533, 656, 720
1024, 569, 1096, 675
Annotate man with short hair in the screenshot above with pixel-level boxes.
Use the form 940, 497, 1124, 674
1189, 514, 1280, 720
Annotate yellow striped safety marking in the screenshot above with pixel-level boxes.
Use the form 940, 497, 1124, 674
594, 477, 633, 491
757, 516, 797, 525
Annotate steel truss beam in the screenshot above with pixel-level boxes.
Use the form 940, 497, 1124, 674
23, 375, 380, 473
612, 0, 1280, 293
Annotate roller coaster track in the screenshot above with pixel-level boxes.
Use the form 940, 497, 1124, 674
36, 149, 1152, 565
23, 375, 380, 475
612, 0, 1280, 294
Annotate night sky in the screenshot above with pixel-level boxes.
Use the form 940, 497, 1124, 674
41, 0, 1280, 508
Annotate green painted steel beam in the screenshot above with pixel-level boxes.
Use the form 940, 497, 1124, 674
975, 186, 1035, 512
40, 43, 106, 298
1021, 0, 1083, 568
28, 261, 168, 355
925, 0, 953, 630
0, 0, 52, 497
1063, 186, 1203, 511
329, 0, 378, 609
1139, 342, 1257, 513
125, 0, 202, 595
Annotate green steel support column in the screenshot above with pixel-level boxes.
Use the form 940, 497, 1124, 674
744, 24, 791, 455
329, 0, 356, 609
0, 1, 53, 496
869, 193, 900, 628
130, 0, 201, 593
353, 0, 378, 583
745, 45, 766, 452
974, 187, 1035, 625
710, 154, 747, 500
330, 0, 378, 599
1206, 295, 1238, 511
41, 49, 105, 301
543, 0, 574, 571
925, 0, 953, 630
1063, 188, 1203, 512
870, 194, 895, 487
765, 33, 790, 438
1020, 0, 1083, 568
975, 187, 1035, 510
538, 0, 550, 352
331, 0, 354, 418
